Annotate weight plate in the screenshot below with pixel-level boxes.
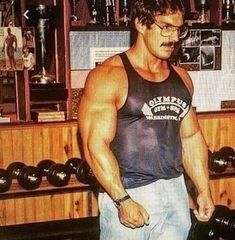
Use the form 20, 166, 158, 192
47, 163, 71, 187
76, 161, 96, 185
6, 162, 26, 179
219, 146, 235, 162
17, 166, 42, 190
0, 168, 12, 193
37, 159, 55, 176
65, 157, 83, 174
76, 161, 90, 184
209, 151, 228, 173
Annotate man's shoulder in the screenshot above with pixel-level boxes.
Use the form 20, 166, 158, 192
171, 64, 194, 95
88, 54, 126, 82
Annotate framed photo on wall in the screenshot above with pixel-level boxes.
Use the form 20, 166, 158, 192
177, 28, 222, 71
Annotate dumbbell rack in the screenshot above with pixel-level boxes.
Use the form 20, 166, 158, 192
0, 176, 97, 200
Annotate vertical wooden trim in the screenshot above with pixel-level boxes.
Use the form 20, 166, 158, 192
210, 0, 222, 26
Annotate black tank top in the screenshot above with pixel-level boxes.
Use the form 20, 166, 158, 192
110, 52, 192, 189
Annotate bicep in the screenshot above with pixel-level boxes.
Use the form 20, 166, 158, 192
78, 73, 118, 149
78, 96, 117, 147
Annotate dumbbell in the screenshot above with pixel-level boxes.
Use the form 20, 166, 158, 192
65, 157, 82, 174
37, 159, 55, 176
209, 146, 235, 173
76, 159, 97, 185
65, 157, 97, 185
219, 146, 235, 169
188, 205, 235, 240
7, 162, 42, 190
0, 169, 12, 193
37, 159, 71, 187
209, 150, 228, 173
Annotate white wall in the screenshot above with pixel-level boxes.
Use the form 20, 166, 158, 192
71, 31, 235, 112
190, 31, 235, 112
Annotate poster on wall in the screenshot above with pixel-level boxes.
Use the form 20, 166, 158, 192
0, 27, 36, 71
178, 28, 222, 71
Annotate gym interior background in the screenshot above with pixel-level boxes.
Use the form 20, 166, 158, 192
0, 0, 235, 240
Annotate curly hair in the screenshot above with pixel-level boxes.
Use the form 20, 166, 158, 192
131, 0, 185, 29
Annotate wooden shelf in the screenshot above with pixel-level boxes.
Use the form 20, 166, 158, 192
0, 176, 97, 200
210, 167, 235, 180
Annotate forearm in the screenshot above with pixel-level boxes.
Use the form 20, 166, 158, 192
182, 130, 210, 194
84, 140, 127, 200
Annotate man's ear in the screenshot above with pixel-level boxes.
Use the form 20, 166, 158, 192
134, 18, 146, 34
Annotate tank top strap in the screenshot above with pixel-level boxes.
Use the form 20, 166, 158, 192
119, 52, 138, 79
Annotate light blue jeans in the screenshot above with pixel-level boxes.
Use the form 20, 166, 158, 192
98, 175, 191, 240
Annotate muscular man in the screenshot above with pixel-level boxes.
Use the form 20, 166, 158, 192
2, 28, 17, 70
78, 1, 214, 239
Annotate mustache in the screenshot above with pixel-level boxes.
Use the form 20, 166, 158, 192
161, 41, 175, 47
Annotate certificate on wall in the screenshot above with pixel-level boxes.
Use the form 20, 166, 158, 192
90, 47, 129, 69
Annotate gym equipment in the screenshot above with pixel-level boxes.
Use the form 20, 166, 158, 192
0, 168, 12, 193
209, 146, 235, 173
209, 150, 228, 173
188, 205, 235, 240
219, 146, 235, 169
7, 162, 26, 179
37, 159, 55, 176
65, 157, 83, 174
47, 163, 71, 187
65, 157, 97, 185
209, 146, 233, 173
37, 159, 70, 187
7, 162, 41, 190
17, 166, 42, 190
75, 159, 97, 185
220, 146, 235, 162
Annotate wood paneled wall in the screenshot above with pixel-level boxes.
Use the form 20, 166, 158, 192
0, 121, 98, 226
0, 191, 98, 226
0, 112, 234, 225
0, 122, 81, 167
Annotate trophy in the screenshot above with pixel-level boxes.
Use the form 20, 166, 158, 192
28, 5, 58, 84
196, 0, 210, 24
119, 0, 130, 26
105, 0, 117, 26
222, 0, 235, 24
87, 0, 116, 26
89, 0, 99, 24
69, 0, 79, 23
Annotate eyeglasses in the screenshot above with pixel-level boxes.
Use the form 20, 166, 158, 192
153, 21, 188, 39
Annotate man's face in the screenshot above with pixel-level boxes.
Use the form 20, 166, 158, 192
141, 10, 184, 60
23, 47, 29, 55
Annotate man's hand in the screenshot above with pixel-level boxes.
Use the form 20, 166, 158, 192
193, 190, 215, 222
117, 198, 150, 229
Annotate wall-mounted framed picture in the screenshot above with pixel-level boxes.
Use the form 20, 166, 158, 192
0, 27, 36, 71
177, 28, 222, 71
